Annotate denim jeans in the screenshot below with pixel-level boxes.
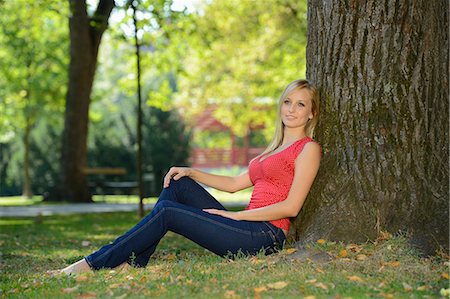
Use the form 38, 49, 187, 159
85, 177, 286, 270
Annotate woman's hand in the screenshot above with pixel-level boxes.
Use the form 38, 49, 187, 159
203, 209, 241, 221
163, 167, 192, 188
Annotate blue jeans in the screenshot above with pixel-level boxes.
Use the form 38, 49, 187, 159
85, 177, 286, 270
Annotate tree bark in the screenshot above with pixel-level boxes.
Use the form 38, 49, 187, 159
295, 0, 449, 256
55, 0, 114, 202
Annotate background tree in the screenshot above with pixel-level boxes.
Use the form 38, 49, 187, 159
0, 0, 68, 198
55, 0, 115, 202
176, 0, 308, 140
295, 0, 449, 256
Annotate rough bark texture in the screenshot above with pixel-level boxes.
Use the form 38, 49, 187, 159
294, 0, 449, 256
56, 0, 114, 202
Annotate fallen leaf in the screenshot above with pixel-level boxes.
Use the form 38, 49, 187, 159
108, 283, 120, 289
402, 282, 412, 292
267, 281, 288, 289
115, 294, 127, 299
441, 272, 449, 279
76, 292, 97, 299
315, 267, 325, 274
440, 288, 450, 297
347, 276, 364, 283
379, 293, 394, 298
285, 248, 297, 254
346, 244, 363, 253
416, 285, 428, 291
384, 261, 400, 267
224, 290, 239, 298
338, 249, 348, 258
305, 279, 317, 284
166, 253, 176, 261
314, 282, 328, 290
304, 296, 316, 299
81, 241, 91, 247
62, 286, 78, 293
316, 239, 326, 244
125, 275, 134, 281
75, 275, 88, 282
254, 286, 267, 293
356, 254, 367, 261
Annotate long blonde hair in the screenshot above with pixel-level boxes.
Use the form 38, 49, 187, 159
260, 79, 320, 157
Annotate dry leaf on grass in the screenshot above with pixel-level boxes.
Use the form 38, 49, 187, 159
347, 275, 364, 283
379, 293, 394, 298
62, 286, 78, 293
285, 248, 297, 254
81, 240, 91, 247
356, 254, 367, 261
346, 244, 363, 253
316, 239, 326, 244
224, 290, 239, 298
267, 281, 288, 289
441, 272, 449, 279
76, 292, 97, 299
314, 282, 328, 290
254, 286, 267, 293
402, 282, 413, 292
385, 261, 400, 267
338, 249, 348, 258
305, 279, 317, 284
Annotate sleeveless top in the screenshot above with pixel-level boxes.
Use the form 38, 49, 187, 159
245, 136, 319, 231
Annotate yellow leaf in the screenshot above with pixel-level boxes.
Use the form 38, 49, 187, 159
347, 275, 364, 283
315, 267, 325, 274
316, 239, 326, 244
441, 272, 449, 279
386, 261, 400, 267
304, 296, 316, 299
402, 282, 413, 292
314, 282, 328, 290
285, 248, 297, 254
440, 288, 450, 297
338, 249, 348, 258
224, 290, 239, 298
254, 286, 267, 293
267, 281, 288, 289
356, 254, 367, 261
108, 283, 120, 289
379, 293, 394, 299
305, 279, 317, 284
416, 285, 428, 291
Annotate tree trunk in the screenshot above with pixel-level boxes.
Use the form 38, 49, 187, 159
22, 120, 32, 199
55, 0, 114, 202
295, 0, 449, 256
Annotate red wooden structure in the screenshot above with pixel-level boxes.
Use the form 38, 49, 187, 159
190, 106, 265, 168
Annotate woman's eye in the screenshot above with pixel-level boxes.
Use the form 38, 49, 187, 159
284, 100, 290, 104
298, 102, 305, 107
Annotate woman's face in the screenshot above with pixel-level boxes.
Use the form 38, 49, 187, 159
280, 87, 314, 129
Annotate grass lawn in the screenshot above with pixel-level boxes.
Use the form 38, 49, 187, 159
1, 212, 448, 298
0, 188, 252, 206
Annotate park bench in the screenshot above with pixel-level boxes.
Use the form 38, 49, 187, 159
83, 167, 140, 197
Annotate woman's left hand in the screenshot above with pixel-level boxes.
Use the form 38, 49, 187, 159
203, 209, 241, 221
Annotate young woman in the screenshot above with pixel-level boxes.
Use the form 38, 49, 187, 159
55, 79, 322, 275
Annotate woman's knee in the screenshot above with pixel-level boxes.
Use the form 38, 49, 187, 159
168, 176, 197, 191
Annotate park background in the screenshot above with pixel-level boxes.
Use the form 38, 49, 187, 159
1, 0, 449, 298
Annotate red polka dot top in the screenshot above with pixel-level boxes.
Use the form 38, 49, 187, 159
246, 136, 320, 231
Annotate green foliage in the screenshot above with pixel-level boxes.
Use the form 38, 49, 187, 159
175, 0, 307, 138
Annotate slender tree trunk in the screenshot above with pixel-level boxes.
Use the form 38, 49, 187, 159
22, 120, 32, 198
295, 0, 449, 256
52, 0, 114, 202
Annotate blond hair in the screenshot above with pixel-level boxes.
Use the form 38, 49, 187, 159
260, 79, 320, 157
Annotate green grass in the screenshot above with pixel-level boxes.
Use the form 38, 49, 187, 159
0, 189, 252, 206
1, 212, 448, 298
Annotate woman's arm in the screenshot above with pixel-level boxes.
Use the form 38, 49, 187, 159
204, 142, 321, 221
163, 167, 253, 193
